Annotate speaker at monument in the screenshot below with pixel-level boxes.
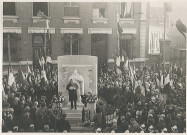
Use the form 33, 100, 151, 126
57, 55, 98, 107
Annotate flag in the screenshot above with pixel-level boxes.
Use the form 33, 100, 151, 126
8, 72, 15, 86
7, 66, 17, 91
46, 19, 50, 40
18, 69, 29, 86
124, 59, 129, 70
46, 56, 52, 64
176, 19, 186, 39
118, 22, 123, 34
148, 27, 163, 55
27, 65, 31, 74
160, 75, 164, 87
39, 56, 45, 70
41, 70, 48, 83
26, 63, 31, 78
116, 56, 121, 67
164, 73, 170, 85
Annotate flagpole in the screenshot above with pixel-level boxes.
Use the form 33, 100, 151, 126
163, 3, 166, 84
7, 34, 11, 76
44, 26, 46, 61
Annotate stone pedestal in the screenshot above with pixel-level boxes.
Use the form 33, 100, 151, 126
57, 55, 98, 121
86, 102, 96, 121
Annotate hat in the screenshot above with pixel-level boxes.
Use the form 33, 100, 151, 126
9, 108, 14, 113
171, 125, 178, 132
160, 114, 165, 118
63, 130, 67, 133
161, 128, 167, 132
24, 106, 30, 112
96, 128, 102, 132
148, 125, 154, 130
30, 124, 34, 128
148, 114, 153, 118
44, 125, 49, 131
124, 130, 129, 133
120, 116, 125, 121
140, 124, 145, 129
137, 101, 142, 106
14, 97, 19, 102
112, 119, 117, 124
13, 126, 18, 130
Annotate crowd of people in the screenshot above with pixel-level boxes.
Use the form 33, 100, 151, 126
95, 61, 186, 133
2, 56, 186, 133
2, 62, 71, 132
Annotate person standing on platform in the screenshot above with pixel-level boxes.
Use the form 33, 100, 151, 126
66, 79, 78, 109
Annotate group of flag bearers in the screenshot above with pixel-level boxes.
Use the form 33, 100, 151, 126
113, 49, 183, 96
5, 54, 54, 96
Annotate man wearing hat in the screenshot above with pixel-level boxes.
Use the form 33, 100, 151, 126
171, 125, 178, 133
116, 116, 129, 133
95, 127, 102, 133
148, 125, 154, 133
66, 79, 78, 109
140, 124, 146, 133
161, 128, 168, 133
57, 113, 71, 132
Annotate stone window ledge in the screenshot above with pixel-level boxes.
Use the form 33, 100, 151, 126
92, 17, 109, 24
32, 16, 51, 23
63, 16, 81, 24
3, 16, 18, 23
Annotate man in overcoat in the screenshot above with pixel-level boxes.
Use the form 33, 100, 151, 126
66, 79, 78, 109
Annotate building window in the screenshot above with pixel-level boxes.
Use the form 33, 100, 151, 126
64, 2, 79, 17
120, 34, 133, 59
92, 3, 107, 18
63, 34, 79, 55
32, 34, 51, 59
33, 2, 48, 16
3, 2, 16, 16
3, 34, 18, 61
91, 34, 107, 67
120, 2, 134, 18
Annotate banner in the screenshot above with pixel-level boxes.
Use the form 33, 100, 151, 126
148, 27, 164, 55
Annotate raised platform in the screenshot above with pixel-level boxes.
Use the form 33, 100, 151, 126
62, 103, 94, 133
62, 103, 84, 124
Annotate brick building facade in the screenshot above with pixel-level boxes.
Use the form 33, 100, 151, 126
3, 2, 151, 72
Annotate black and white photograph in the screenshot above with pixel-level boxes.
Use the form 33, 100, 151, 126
1, 0, 186, 133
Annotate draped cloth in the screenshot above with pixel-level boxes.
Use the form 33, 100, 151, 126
148, 27, 164, 55
69, 70, 84, 103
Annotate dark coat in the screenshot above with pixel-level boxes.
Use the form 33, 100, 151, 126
19, 117, 33, 131
66, 83, 78, 101
57, 118, 71, 132
117, 120, 129, 133
5, 118, 17, 131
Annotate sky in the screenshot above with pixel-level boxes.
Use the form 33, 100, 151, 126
169, 1, 187, 26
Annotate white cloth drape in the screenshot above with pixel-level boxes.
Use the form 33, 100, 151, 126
148, 27, 164, 55
123, 3, 132, 17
